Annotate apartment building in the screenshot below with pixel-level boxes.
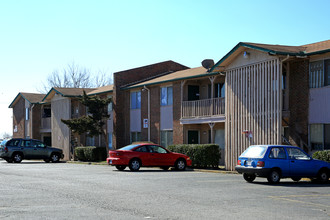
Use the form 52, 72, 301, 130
209, 40, 330, 170
9, 92, 49, 144
9, 40, 330, 170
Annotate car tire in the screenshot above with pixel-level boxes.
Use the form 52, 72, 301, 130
243, 173, 256, 182
129, 159, 141, 171
50, 153, 60, 163
291, 177, 301, 182
116, 165, 126, 171
12, 153, 23, 163
267, 169, 281, 184
317, 169, 329, 183
161, 166, 169, 171
175, 159, 186, 171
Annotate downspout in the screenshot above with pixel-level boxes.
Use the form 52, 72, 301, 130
31, 104, 35, 139
279, 55, 290, 144
143, 86, 150, 142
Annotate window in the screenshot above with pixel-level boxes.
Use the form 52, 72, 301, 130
287, 148, 310, 160
107, 95, 113, 114
25, 108, 29, 120
131, 91, 141, 109
310, 59, 330, 88
131, 132, 141, 143
269, 147, 286, 159
208, 83, 225, 98
161, 86, 173, 106
42, 108, 51, 118
86, 136, 95, 146
310, 124, 330, 150
108, 132, 113, 149
134, 146, 148, 152
149, 145, 168, 154
160, 130, 173, 147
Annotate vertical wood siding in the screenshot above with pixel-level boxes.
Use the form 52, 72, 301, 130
225, 58, 282, 170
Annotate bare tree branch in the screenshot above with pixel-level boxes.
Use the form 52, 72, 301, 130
38, 62, 112, 93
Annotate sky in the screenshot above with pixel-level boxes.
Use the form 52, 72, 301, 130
1, 0, 330, 138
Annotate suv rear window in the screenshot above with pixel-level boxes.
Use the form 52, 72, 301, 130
240, 145, 267, 158
6, 139, 20, 147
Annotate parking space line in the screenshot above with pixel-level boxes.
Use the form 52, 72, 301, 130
269, 194, 330, 208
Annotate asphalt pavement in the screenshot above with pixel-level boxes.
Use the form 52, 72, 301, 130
0, 160, 329, 219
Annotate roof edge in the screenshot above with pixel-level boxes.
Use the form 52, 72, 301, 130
121, 71, 218, 91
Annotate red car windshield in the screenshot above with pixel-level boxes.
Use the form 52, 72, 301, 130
119, 144, 140, 151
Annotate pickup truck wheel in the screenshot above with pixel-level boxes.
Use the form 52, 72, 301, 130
50, 153, 60, 163
12, 153, 23, 163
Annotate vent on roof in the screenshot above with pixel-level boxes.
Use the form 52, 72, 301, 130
201, 59, 214, 70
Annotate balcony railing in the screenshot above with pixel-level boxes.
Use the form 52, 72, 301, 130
182, 97, 225, 118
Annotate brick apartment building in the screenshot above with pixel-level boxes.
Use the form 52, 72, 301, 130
9, 40, 330, 170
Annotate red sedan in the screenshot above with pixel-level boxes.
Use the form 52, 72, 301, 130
107, 143, 192, 171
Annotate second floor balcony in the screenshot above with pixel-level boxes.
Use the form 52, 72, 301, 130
181, 97, 225, 119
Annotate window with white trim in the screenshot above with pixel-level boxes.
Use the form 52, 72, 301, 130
161, 86, 173, 106
310, 59, 330, 88
310, 124, 330, 150
131, 132, 141, 143
160, 130, 173, 147
131, 91, 141, 109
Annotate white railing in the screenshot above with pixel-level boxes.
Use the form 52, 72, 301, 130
41, 117, 51, 129
182, 97, 225, 118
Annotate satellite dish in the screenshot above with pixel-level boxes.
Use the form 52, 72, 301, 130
201, 59, 214, 70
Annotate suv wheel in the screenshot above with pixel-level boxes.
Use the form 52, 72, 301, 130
12, 153, 23, 163
50, 153, 60, 163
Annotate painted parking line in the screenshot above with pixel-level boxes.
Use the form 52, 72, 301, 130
269, 194, 330, 208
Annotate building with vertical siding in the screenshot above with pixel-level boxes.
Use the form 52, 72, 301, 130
9, 39, 330, 170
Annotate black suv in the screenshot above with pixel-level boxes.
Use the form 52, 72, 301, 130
0, 138, 64, 163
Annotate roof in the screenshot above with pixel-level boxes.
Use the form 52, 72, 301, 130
124, 67, 216, 90
211, 40, 330, 72
87, 85, 113, 96
42, 87, 95, 102
9, 92, 45, 108
303, 40, 330, 54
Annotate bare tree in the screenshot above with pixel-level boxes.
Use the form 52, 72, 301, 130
39, 62, 112, 93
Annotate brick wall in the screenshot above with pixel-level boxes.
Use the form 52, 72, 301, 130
288, 59, 309, 147
32, 105, 41, 140
113, 61, 188, 148
173, 82, 184, 144
12, 97, 25, 138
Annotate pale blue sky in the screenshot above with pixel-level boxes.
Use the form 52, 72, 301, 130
1, 0, 330, 138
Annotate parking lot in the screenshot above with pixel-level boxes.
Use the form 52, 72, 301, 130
0, 160, 329, 219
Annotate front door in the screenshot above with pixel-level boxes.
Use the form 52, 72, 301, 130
188, 130, 199, 144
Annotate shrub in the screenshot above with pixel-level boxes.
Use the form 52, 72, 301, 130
168, 144, 221, 168
312, 150, 330, 163
75, 146, 107, 162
